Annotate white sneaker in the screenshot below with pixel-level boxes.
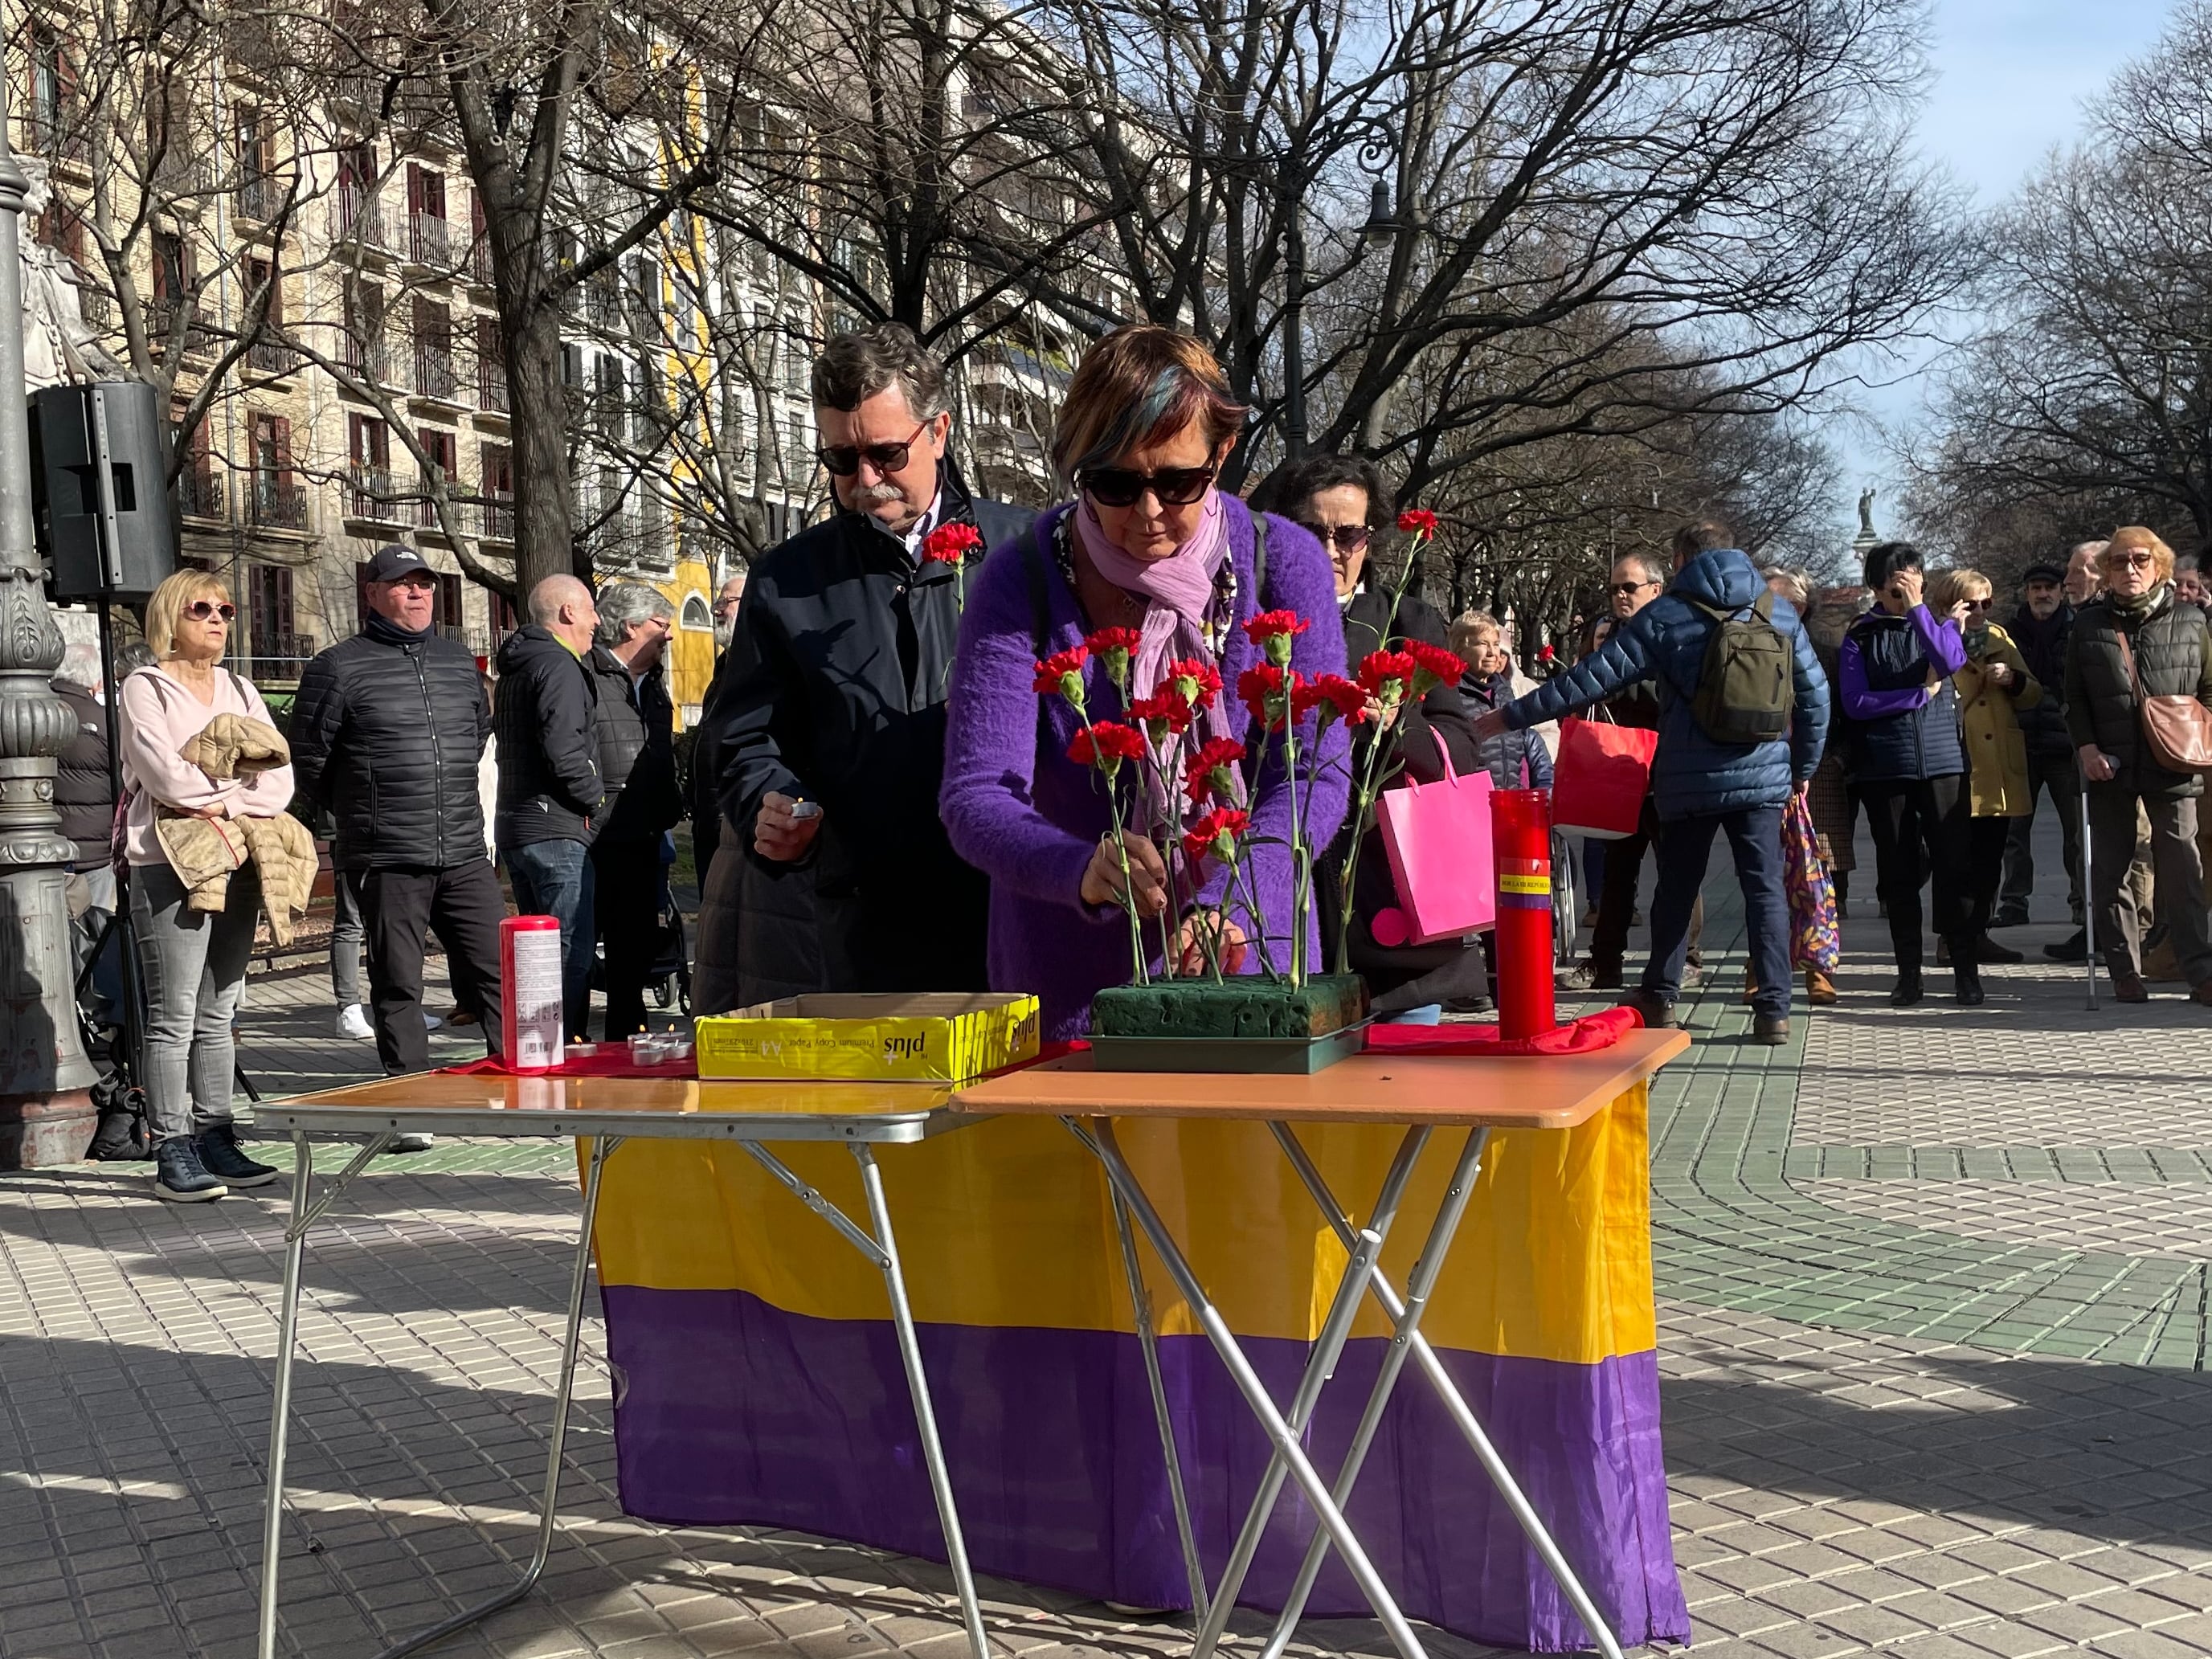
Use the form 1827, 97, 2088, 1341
388, 1132, 435, 1153
336, 1004, 374, 1040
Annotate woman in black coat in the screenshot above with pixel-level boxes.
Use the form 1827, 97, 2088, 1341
1249, 456, 1490, 1014
2063, 527, 2212, 1004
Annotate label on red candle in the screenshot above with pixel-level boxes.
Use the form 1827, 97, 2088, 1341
1499, 857, 1552, 909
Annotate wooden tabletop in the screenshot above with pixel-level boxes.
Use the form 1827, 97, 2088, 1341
950, 1028, 1690, 1129
258, 1070, 971, 1144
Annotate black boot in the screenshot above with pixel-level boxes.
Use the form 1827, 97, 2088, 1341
1889, 968, 1924, 1007
197, 1123, 280, 1189
1954, 961, 1985, 1006
153, 1138, 226, 1203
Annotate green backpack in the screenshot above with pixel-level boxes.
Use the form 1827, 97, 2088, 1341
1686, 590, 1794, 746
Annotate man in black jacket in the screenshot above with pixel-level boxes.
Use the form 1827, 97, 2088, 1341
587, 580, 681, 1040
2001, 559, 2085, 936
291, 543, 505, 1077
496, 574, 604, 1036
711, 325, 1032, 1007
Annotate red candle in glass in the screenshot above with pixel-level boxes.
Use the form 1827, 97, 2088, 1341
1490, 788, 1558, 1040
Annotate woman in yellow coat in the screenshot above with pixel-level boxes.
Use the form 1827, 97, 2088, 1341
1930, 568, 2042, 975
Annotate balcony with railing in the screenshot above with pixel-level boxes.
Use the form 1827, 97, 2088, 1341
469, 235, 492, 284
341, 337, 397, 386
246, 335, 296, 377
235, 174, 286, 225
244, 631, 317, 685
345, 464, 408, 524
246, 472, 309, 531
477, 356, 508, 414
408, 211, 453, 268
24, 107, 89, 168
412, 344, 462, 403
177, 467, 227, 522
465, 492, 515, 542
333, 186, 392, 253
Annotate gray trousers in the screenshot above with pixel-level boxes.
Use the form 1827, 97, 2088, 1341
2087, 791, 2212, 986
130, 860, 260, 1143
329, 866, 364, 1007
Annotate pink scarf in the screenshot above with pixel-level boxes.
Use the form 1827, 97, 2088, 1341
1070, 490, 1229, 705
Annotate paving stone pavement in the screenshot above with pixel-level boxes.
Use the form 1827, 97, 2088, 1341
2, 808, 2210, 1658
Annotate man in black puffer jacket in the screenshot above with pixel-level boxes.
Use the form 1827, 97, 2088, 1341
585, 580, 681, 1040
291, 544, 505, 1074
2000, 560, 2083, 933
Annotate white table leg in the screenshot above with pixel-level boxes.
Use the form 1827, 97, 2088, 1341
256, 1132, 615, 1659
1077, 1117, 1431, 1659
738, 1139, 991, 1659
1263, 1125, 1627, 1659
1106, 1185, 1208, 1620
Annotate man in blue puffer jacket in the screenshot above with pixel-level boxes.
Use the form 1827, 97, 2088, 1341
1473, 520, 1830, 1041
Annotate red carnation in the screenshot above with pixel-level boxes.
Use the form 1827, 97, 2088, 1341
1184, 735, 1249, 803
1166, 657, 1223, 708
1238, 663, 1297, 731
1068, 721, 1148, 775
1356, 649, 1417, 705
1085, 626, 1144, 693
1402, 639, 1466, 697
1396, 508, 1438, 539
1295, 672, 1370, 729
921, 522, 985, 566
1243, 608, 1311, 665
1181, 807, 1251, 869
1127, 690, 1192, 742
1033, 645, 1090, 708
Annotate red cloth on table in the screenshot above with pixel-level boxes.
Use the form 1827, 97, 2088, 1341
1362, 1004, 1642, 1057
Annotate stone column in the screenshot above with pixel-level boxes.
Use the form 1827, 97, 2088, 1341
0, 105, 96, 1164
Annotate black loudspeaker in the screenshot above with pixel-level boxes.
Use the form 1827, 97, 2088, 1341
33, 382, 176, 602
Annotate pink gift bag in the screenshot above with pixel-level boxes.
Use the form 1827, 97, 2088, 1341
1372, 733, 1498, 946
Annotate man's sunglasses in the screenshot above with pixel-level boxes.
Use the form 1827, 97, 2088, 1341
1296, 521, 1372, 554
1077, 465, 1216, 509
1607, 579, 1658, 598
816, 421, 927, 477
184, 600, 236, 622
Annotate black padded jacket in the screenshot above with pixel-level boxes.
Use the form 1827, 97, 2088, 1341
585, 646, 681, 845
290, 615, 491, 871
493, 625, 603, 847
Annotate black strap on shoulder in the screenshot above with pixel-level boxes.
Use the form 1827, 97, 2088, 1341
1252, 510, 1270, 606
1021, 519, 1054, 663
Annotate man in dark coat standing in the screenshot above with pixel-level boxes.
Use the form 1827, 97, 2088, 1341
586, 580, 681, 1040
711, 324, 1032, 1007
2001, 558, 2084, 939
290, 543, 506, 1077
496, 574, 604, 1037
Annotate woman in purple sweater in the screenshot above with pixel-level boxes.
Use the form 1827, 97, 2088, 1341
941, 327, 1349, 1038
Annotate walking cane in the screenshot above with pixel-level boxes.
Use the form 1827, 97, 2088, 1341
2079, 758, 2098, 1011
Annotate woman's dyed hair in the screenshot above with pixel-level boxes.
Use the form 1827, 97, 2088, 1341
2104, 525, 2177, 581
143, 569, 231, 662
1050, 325, 1249, 484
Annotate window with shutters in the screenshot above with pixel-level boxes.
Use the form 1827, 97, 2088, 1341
243, 255, 291, 374
413, 296, 456, 398
407, 163, 451, 264
247, 412, 304, 529
245, 562, 297, 679
419, 427, 456, 527
475, 316, 505, 411
347, 415, 392, 520
478, 442, 513, 539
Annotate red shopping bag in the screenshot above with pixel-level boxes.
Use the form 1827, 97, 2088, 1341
1373, 733, 1497, 946
1551, 714, 1656, 840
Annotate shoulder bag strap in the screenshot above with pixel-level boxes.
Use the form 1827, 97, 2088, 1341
1251, 509, 1270, 605
1020, 517, 1054, 664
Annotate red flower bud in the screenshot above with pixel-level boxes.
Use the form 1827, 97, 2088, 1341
1242, 608, 1310, 665
1084, 626, 1144, 691
1068, 721, 1148, 776
1033, 645, 1090, 708
1184, 736, 1249, 803
1181, 807, 1251, 869
1237, 664, 1297, 731
1165, 657, 1223, 708
1356, 649, 1417, 706
1396, 509, 1438, 538
921, 522, 985, 566
1402, 639, 1466, 697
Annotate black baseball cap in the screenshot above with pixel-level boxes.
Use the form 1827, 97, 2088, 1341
2020, 562, 2066, 586
365, 543, 434, 584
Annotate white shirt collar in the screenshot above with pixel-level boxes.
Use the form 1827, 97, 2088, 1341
902, 491, 944, 560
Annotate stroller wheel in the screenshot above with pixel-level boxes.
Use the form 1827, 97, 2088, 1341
652, 979, 673, 1009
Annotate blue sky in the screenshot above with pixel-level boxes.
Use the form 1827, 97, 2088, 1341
1834, 0, 2173, 537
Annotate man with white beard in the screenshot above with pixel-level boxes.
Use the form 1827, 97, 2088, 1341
704, 325, 1032, 1006
711, 573, 746, 656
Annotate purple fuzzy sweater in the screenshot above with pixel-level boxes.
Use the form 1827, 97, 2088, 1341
940, 499, 1351, 1040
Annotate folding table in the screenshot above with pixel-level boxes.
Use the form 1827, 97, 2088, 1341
953, 1028, 1690, 1659
250, 1070, 993, 1659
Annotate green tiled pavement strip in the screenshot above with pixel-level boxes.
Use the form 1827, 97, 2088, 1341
1622, 897, 2212, 1372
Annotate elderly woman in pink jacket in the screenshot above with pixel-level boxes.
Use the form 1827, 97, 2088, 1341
120, 570, 295, 1203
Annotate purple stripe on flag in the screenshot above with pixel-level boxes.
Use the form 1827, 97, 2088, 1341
599, 1285, 1687, 1653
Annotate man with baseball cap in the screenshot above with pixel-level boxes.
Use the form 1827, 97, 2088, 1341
2000, 558, 2085, 938
292, 544, 505, 1093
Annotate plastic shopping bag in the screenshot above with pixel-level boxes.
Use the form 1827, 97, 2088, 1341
1783, 791, 1840, 974
1551, 714, 1657, 840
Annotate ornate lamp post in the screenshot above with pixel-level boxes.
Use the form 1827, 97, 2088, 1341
0, 87, 97, 1164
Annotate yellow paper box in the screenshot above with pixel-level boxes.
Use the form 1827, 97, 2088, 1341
694, 992, 1041, 1083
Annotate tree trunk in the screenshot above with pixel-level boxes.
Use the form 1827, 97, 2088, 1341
505, 302, 576, 594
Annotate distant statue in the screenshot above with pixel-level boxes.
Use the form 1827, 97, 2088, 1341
18, 159, 122, 389
1856, 487, 1878, 539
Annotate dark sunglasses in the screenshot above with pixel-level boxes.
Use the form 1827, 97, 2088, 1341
816, 421, 926, 477
1078, 465, 1216, 509
1607, 579, 1658, 598
1296, 521, 1372, 554
1961, 596, 1993, 611
184, 600, 237, 622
